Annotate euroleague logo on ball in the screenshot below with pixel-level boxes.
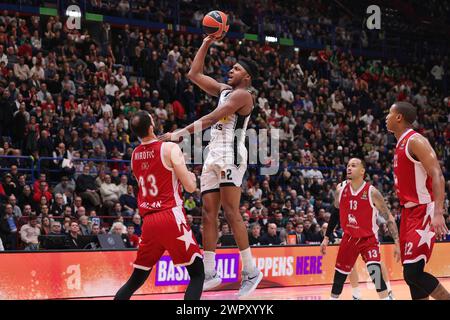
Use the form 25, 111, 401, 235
202, 10, 230, 38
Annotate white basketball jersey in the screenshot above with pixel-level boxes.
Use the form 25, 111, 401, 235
206, 89, 252, 166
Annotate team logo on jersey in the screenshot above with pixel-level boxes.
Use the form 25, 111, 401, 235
399, 141, 406, 149
221, 170, 226, 179
348, 214, 358, 225
219, 116, 228, 123
361, 191, 368, 200
141, 162, 149, 170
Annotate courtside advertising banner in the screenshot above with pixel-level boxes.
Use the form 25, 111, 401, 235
0, 244, 448, 299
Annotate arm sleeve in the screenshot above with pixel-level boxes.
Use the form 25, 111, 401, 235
325, 205, 340, 239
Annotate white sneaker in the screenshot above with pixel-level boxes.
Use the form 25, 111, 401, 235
388, 291, 395, 300
203, 273, 222, 291
238, 269, 263, 299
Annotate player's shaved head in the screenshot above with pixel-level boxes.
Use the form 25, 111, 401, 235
392, 101, 417, 124
131, 110, 154, 138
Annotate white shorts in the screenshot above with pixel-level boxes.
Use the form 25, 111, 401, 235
200, 163, 247, 194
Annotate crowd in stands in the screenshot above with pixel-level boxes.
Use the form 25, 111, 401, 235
0, 5, 449, 251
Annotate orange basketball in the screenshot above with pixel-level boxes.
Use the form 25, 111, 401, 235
202, 10, 230, 38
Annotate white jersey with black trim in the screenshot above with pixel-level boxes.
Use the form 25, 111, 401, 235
205, 89, 252, 167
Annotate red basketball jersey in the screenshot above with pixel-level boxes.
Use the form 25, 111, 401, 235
339, 181, 378, 238
132, 140, 183, 217
393, 129, 433, 206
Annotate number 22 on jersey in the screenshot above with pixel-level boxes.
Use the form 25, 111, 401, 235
139, 175, 158, 197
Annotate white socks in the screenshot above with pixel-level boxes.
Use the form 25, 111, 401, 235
386, 281, 391, 292
204, 248, 258, 276
352, 287, 361, 299
204, 251, 216, 277
240, 247, 257, 274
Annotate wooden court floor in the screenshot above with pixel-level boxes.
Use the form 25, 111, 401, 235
82, 277, 450, 300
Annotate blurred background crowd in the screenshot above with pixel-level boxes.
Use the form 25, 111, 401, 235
0, 0, 449, 251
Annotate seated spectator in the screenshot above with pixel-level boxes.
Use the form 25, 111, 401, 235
49, 221, 63, 235
53, 176, 76, 197
33, 173, 49, 194
91, 224, 101, 236
50, 193, 66, 217
111, 203, 125, 217
378, 223, 394, 243
0, 204, 18, 250
76, 206, 86, 219
248, 223, 262, 246
292, 223, 306, 244
79, 215, 92, 236
8, 194, 22, 218
99, 174, 121, 214
20, 215, 40, 250
126, 225, 139, 248
131, 214, 142, 237
40, 216, 51, 235
33, 181, 52, 205
306, 223, 323, 244
66, 221, 83, 249
186, 214, 200, 236
217, 222, 236, 247
184, 195, 197, 214
110, 222, 131, 248
260, 223, 283, 246
18, 185, 34, 210
75, 165, 101, 210
119, 185, 137, 216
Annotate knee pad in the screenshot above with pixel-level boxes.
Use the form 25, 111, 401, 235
367, 263, 387, 292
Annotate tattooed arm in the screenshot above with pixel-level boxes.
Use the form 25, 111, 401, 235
371, 186, 401, 262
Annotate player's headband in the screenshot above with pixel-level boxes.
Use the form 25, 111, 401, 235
237, 59, 258, 79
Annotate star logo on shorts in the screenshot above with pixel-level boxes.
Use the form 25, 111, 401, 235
176, 225, 196, 251
416, 223, 435, 249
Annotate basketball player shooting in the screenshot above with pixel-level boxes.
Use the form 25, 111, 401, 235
323, 158, 400, 300
114, 111, 204, 300
160, 35, 263, 298
386, 101, 449, 300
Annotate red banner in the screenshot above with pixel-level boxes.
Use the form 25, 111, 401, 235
0, 243, 449, 299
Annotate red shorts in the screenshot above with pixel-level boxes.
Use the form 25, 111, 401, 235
400, 202, 435, 265
133, 207, 202, 270
335, 233, 381, 274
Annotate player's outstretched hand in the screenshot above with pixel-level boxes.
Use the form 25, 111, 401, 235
159, 132, 183, 143
431, 211, 448, 241
320, 237, 329, 255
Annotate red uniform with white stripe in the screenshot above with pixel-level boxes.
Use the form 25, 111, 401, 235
131, 140, 201, 269
335, 181, 381, 274
393, 129, 435, 265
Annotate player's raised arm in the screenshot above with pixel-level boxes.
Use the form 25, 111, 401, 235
163, 142, 197, 193
408, 135, 448, 240
160, 89, 251, 142
370, 187, 401, 262
187, 35, 231, 97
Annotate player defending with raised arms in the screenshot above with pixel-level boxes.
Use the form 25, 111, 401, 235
323, 158, 400, 299
114, 111, 204, 300
386, 101, 449, 300
160, 35, 263, 298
